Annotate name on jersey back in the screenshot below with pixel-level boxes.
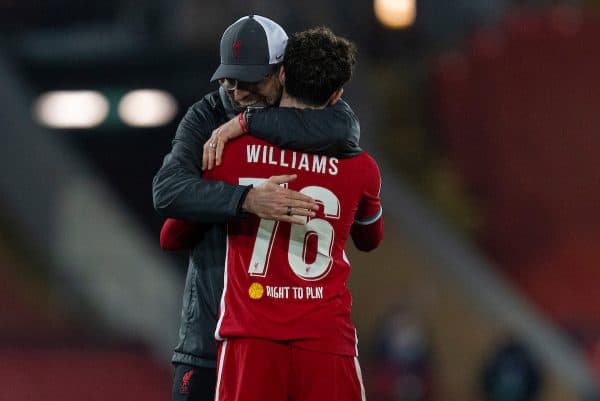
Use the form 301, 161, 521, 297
247, 145, 339, 175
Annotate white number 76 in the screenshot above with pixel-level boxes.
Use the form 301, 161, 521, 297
239, 177, 340, 281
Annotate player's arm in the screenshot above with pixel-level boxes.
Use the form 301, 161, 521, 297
203, 99, 361, 170
160, 218, 202, 250
351, 209, 383, 252
351, 155, 384, 252
250, 99, 361, 157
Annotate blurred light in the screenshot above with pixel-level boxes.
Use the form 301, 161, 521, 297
34, 91, 109, 129
118, 89, 178, 127
374, 0, 416, 29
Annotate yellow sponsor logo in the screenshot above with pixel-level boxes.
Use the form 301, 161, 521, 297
248, 282, 264, 300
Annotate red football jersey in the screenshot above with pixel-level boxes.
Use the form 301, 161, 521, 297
206, 135, 382, 356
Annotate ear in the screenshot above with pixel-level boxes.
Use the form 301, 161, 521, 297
327, 88, 343, 105
278, 65, 286, 85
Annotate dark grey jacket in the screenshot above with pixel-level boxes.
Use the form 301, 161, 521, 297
152, 88, 361, 367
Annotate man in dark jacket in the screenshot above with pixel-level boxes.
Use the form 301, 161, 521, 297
152, 15, 361, 401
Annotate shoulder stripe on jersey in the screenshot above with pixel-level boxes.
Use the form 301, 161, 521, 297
354, 207, 382, 225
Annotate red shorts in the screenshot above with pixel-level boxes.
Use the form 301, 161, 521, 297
215, 338, 366, 401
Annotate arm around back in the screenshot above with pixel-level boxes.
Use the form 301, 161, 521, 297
249, 99, 361, 158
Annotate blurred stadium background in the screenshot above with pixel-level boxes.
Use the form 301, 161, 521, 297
2, 0, 600, 400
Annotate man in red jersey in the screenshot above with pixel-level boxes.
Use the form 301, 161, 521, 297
213, 27, 382, 401
164, 26, 383, 401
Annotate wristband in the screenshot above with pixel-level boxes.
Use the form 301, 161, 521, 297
238, 112, 249, 134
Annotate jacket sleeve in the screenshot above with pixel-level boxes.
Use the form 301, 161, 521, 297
152, 96, 251, 222
248, 99, 361, 158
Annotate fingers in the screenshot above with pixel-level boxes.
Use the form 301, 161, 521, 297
273, 206, 316, 225
286, 206, 315, 218
202, 125, 232, 170
202, 132, 219, 171
287, 193, 318, 210
263, 175, 319, 213
202, 136, 219, 171
206, 141, 216, 170
267, 175, 317, 209
286, 199, 318, 212
281, 190, 318, 211
277, 215, 307, 225
202, 141, 210, 171
269, 174, 298, 185
215, 138, 225, 167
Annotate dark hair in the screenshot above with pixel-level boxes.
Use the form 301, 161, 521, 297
283, 26, 357, 106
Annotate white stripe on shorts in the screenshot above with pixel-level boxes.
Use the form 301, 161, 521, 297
214, 340, 228, 401
354, 357, 367, 401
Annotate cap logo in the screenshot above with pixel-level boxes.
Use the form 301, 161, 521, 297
232, 40, 242, 59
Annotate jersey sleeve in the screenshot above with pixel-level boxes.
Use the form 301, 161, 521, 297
351, 155, 383, 251
248, 99, 362, 158
160, 218, 203, 250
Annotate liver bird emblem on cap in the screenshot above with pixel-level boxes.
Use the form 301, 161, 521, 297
232, 40, 242, 59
